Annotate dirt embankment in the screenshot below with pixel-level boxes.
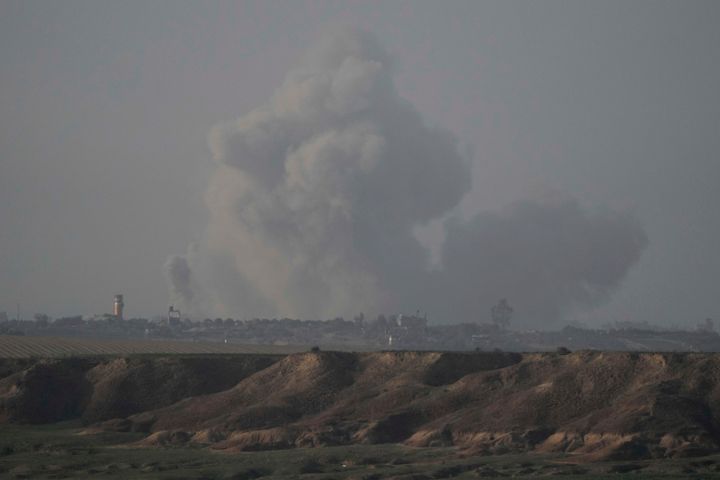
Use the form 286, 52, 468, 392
5, 351, 720, 461
0, 355, 281, 424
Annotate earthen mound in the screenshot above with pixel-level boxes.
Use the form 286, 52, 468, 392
0, 358, 94, 423
6, 350, 720, 462
123, 351, 720, 460
0, 354, 281, 423
82, 355, 279, 422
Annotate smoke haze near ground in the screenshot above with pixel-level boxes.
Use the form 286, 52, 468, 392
167, 28, 647, 326
439, 198, 648, 326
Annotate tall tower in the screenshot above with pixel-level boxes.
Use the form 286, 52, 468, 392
113, 294, 124, 320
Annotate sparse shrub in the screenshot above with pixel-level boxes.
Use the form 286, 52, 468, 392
310, 345, 321, 353
356, 474, 381, 480
609, 464, 643, 474
556, 346, 571, 355
433, 464, 468, 478
223, 468, 270, 480
299, 458, 322, 473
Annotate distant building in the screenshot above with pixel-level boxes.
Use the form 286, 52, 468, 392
53, 316, 85, 327
168, 305, 181, 327
396, 312, 427, 329
387, 312, 428, 348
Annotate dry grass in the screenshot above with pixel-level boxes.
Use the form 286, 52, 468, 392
0, 334, 306, 357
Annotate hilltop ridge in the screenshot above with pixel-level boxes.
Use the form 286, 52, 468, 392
2, 351, 720, 462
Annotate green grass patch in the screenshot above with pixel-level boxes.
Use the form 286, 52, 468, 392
2, 423, 720, 479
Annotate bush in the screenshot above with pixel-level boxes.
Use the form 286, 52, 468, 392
299, 458, 322, 473
310, 346, 321, 353
556, 346, 571, 355
223, 468, 270, 480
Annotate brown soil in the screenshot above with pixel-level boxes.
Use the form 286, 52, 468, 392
0, 355, 281, 423
5, 351, 720, 462
124, 351, 720, 460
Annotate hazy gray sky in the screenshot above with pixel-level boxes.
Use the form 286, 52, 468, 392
1, 1, 718, 327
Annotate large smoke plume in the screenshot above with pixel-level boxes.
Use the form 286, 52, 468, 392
167, 28, 647, 326
438, 198, 648, 325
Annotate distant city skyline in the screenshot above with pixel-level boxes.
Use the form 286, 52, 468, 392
1, 1, 719, 328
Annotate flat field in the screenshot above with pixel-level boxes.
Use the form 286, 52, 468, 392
1, 422, 718, 479
0, 335, 306, 357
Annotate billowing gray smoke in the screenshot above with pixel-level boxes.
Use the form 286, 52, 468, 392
167, 28, 648, 326
439, 198, 648, 326
164, 255, 194, 306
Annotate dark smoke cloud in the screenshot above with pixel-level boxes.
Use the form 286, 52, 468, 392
164, 255, 194, 307
167, 28, 648, 326
438, 198, 648, 327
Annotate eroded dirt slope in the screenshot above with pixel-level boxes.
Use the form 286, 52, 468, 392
5, 351, 720, 462
123, 351, 720, 461
0, 355, 281, 423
